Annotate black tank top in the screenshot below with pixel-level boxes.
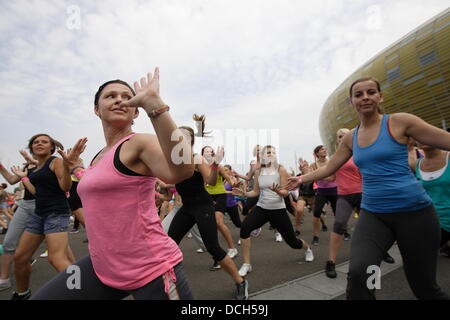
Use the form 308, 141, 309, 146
175, 170, 212, 206
29, 156, 70, 215
23, 167, 36, 201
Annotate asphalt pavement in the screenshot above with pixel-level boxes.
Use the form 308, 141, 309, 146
0, 206, 448, 300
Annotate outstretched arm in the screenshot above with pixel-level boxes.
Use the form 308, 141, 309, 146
120, 68, 194, 184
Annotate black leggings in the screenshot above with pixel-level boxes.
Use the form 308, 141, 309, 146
31, 256, 194, 300
314, 193, 337, 218
240, 206, 303, 250
226, 206, 242, 228
242, 196, 259, 216
346, 205, 449, 300
333, 193, 361, 235
168, 203, 227, 262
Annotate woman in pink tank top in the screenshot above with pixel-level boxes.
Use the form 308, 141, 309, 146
32, 68, 195, 300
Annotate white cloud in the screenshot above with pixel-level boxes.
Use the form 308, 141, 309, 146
0, 0, 448, 187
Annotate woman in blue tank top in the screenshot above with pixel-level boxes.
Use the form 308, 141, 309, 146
288, 77, 450, 300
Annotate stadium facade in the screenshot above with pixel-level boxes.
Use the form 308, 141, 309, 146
319, 8, 449, 153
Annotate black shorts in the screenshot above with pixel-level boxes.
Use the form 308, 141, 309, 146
211, 194, 227, 214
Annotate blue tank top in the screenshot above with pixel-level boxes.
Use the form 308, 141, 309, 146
352, 114, 431, 213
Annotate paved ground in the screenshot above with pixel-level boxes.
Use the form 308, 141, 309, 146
0, 206, 449, 300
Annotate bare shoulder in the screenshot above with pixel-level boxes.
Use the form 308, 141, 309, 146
389, 112, 419, 125
278, 165, 288, 174
49, 157, 62, 170
129, 133, 159, 150
342, 129, 355, 151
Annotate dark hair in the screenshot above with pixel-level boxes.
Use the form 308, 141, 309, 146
0, 183, 7, 189
349, 77, 383, 114
179, 126, 195, 147
349, 77, 381, 97
28, 134, 63, 155
313, 145, 324, 156
94, 80, 135, 107
201, 146, 214, 156
224, 165, 232, 170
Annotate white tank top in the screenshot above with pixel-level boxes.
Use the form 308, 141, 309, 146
256, 167, 286, 210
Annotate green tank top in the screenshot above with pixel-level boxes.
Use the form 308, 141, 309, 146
205, 174, 227, 195
415, 153, 450, 232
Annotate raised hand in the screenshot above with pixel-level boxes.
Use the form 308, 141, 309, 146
285, 177, 301, 191
213, 146, 224, 165
57, 138, 88, 170
232, 186, 245, 197
11, 165, 28, 178
19, 150, 38, 166
269, 183, 282, 195
299, 160, 311, 173
120, 67, 166, 115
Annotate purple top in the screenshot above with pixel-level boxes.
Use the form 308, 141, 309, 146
225, 183, 237, 207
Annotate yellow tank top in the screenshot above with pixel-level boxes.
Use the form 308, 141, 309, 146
205, 174, 227, 195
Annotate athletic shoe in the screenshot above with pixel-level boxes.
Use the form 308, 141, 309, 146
275, 233, 283, 242
235, 280, 249, 300
187, 232, 193, 239
238, 239, 241, 246
196, 248, 204, 253
325, 260, 337, 278
30, 259, 37, 266
227, 248, 238, 259
321, 225, 328, 232
344, 232, 352, 241
250, 228, 262, 237
312, 236, 319, 246
11, 290, 31, 300
238, 263, 252, 277
383, 253, 395, 264
0, 279, 12, 291
209, 261, 221, 271
69, 228, 79, 234
354, 212, 359, 219
40, 250, 48, 258
305, 248, 314, 262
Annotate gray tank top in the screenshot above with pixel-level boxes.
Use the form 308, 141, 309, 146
256, 168, 286, 210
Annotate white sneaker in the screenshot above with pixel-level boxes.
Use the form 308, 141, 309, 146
275, 233, 283, 242
0, 279, 11, 291
196, 248, 204, 253
40, 250, 48, 258
238, 263, 252, 277
187, 232, 193, 239
305, 248, 314, 262
238, 239, 241, 246
227, 248, 238, 259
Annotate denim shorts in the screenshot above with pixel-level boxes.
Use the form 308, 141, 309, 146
25, 211, 70, 235
0, 202, 9, 209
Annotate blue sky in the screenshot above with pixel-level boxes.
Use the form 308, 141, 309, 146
0, 0, 448, 188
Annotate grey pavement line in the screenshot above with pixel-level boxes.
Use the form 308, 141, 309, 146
249, 244, 403, 300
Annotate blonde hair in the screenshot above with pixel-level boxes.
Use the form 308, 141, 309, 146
336, 128, 350, 136
335, 128, 350, 150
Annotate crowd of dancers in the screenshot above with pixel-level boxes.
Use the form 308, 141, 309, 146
0, 70, 449, 300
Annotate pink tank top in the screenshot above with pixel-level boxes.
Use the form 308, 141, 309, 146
335, 157, 362, 195
77, 134, 183, 290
